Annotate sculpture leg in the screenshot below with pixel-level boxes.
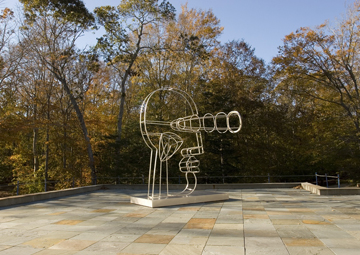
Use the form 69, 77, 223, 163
166, 160, 169, 196
159, 159, 170, 198
147, 149, 153, 199
159, 157, 162, 198
148, 149, 158, 199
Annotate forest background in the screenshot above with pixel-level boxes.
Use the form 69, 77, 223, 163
1, 0, 360, 194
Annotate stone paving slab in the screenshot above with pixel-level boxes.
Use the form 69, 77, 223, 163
1, 188, 360, 254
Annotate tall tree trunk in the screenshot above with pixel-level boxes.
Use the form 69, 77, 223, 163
63, 126, 67, 169
45, 97, 50, 190
116, 25, 143, 142
33, 103, 39, 174
56, 75, 97, 185
45, 127, 49, 189
117, 89, 126, 143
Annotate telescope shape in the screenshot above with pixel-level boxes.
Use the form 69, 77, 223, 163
170, 110, 242, 134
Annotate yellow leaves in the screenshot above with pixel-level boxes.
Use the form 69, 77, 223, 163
293, 46, 303, 58
9, 154, 21, 161
317, 22, 327, 29
305, 30, 317, 40
284, 32, 295, 41
0, 8, 14, 20
59, 55, 68, 60
178, 3, 222, 41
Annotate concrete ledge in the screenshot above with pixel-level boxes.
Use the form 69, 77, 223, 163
130, 190, 229, 208
0, 185, 103, 207
0, 183, 302, 207
104, 182, 302, 190
301, 182, 360, 195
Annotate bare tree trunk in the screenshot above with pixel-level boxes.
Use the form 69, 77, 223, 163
117, 89, 126, 142
45, 97, 50, 189
63, 126, 67, 169
33, 103, 39, 174
45, 128, 49, 188
116, 26, 143, 142
56, 75, 97, 185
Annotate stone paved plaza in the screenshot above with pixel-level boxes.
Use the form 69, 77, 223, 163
1, 188, 360, 254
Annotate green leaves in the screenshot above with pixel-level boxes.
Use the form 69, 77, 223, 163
19, 0, 95, 28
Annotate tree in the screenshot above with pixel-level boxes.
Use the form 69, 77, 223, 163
169, 4, 223, 95
199, 40, 273, 179
94, 0, 175, 142
19, 1, 99, 184
19, 0, 94, 28
0, 7, 21, 88
273, 1, 360, 178
273, 1, 360, 136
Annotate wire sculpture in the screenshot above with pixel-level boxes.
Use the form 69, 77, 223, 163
140, 87, 242, 200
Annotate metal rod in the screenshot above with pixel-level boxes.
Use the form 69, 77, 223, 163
325, 173, 328, 188
147, 150, 153, 198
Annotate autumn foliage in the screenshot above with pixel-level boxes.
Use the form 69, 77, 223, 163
1, 0, 360, 195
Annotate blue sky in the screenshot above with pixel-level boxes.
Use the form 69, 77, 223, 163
7, 0, 357, 64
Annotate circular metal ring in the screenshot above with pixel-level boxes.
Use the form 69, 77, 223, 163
227, 111, 242, 133
215, 112, 228, 133
202, 113, 215, 133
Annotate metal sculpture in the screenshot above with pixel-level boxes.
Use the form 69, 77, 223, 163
140, 87, 242, 200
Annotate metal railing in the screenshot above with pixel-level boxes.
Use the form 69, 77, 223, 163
95, 174, 314, 185
315, 172, 340, 188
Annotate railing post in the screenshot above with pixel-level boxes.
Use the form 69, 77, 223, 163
325, 173, 328, 188
315, 172, 318, 185
268, 173, 270, 183
142, 174, 144, 184
17, 180, 19, 195
178, 175, 181, 184
337, 174, 340, 188
72, 177, 75, 188
45, 177, 47, 192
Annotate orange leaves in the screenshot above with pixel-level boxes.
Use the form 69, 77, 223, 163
293, 46, 303, 58
0, 8, 14, 20
284, 32, 295, 42
317, 22, 327, 29
177, 3, 222, 45
305, 30, 317, 40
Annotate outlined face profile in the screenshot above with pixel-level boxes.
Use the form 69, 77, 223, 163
140, 87, 242, 200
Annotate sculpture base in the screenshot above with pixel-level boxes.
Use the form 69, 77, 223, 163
130, 190, 229, 208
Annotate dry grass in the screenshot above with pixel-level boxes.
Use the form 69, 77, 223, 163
0, 190, 13, 198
